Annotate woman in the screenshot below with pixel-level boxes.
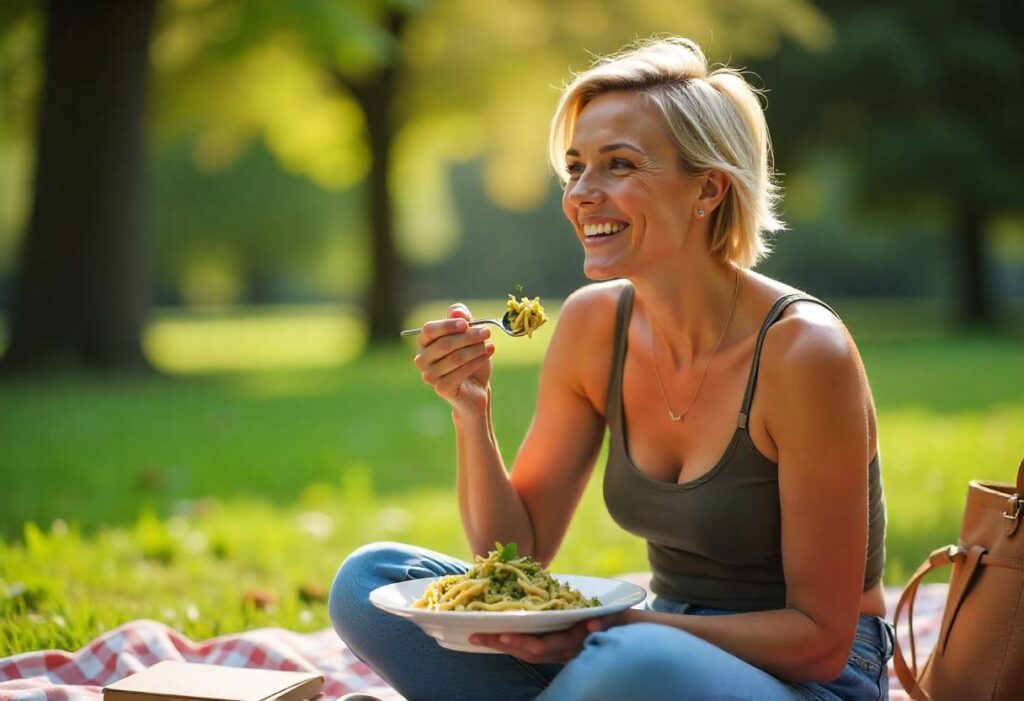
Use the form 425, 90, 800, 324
330, 36, 893, 701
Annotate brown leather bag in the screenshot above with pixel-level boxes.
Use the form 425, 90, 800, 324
892, 458, 1024, 700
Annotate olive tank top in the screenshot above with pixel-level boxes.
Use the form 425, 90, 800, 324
603, 285, 886, 611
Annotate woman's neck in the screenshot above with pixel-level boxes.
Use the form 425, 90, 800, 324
630, 259, 742, 368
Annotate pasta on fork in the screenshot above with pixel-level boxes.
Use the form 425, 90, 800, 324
507, 295, 548, 338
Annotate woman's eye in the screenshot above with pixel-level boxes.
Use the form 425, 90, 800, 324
565, 163, 584, 179
609, 158, 634, 170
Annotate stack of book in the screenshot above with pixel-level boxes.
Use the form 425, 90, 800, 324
103, 661, 324, 701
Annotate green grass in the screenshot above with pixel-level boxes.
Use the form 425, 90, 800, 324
1, 301, 1022, 656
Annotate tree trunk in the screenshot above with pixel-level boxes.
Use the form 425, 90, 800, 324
1, 0, 156, 374
336, 11, 408, 346
952, 204, 994, 328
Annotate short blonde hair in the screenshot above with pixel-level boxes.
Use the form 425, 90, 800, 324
549, 37, 783, 268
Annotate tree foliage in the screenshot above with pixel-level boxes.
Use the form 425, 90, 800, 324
754, 0, 1024, 324
1, 0, 832, 369
147, 0, 830, 338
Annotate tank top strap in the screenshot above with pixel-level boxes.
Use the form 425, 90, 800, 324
606, 283, 636, 424
737, 293, 838, 430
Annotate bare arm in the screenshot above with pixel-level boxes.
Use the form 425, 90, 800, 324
417, 288, 612, 563
505, 288, 609, 565
451, 388, 535, 558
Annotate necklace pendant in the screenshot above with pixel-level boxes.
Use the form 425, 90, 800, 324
668, 410, 683, 422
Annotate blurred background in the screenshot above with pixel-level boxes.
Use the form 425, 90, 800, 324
0, 0, 1021, 654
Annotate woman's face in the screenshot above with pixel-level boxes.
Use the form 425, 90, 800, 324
561, 91, 702, 280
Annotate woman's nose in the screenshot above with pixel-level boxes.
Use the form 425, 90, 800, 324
565, 172, 605, 208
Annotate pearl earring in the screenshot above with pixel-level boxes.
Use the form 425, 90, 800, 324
697, 208, 705, 218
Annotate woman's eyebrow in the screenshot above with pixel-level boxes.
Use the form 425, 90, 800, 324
565, 142, 646, 157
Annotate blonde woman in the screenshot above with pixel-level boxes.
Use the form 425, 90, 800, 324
330, 36, 892, 701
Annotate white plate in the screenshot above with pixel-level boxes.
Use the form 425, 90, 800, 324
370, 574, 647, 653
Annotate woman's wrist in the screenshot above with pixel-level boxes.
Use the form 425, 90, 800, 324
452, 407, 486, 427
450, 385, 491, 424
596, 607, 642, 631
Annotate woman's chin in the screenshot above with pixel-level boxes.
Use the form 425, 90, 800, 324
582, 256, 622, 281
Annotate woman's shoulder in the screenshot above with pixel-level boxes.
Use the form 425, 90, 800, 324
556, 279, 632, 329
745, 272, 863, 383
745, 273, 849, 347
756, 306, 865, 407
749, 277, 877, 465
545, 281, 631, 411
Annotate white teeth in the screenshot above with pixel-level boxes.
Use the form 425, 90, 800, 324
583, 222, 625, 236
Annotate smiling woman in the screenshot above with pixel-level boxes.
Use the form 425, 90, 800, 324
329, 36, 893, 701
550, 37, 783, 273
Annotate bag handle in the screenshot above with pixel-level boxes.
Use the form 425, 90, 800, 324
893, 544, 997, 699
892, 545, 956, 701
894, 461, 1023, 699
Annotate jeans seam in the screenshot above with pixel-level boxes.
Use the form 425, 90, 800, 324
848, 649, 882, 674
853, 634, 886, 657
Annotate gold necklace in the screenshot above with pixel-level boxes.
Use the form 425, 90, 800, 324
649, 270, 740, 422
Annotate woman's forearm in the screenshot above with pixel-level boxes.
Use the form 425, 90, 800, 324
452, 388, 534, 557
621, 606, 851, 682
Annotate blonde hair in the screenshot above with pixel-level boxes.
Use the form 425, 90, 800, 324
549, 37, 783, 268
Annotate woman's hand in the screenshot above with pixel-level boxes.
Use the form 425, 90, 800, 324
469, 619, 599, 664
413, 303, 495, 416
469, 611, 628, 664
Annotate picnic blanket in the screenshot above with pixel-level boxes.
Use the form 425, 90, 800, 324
0, 584, 947, 701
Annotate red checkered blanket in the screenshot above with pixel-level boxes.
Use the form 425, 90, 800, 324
0, 584, 947, 701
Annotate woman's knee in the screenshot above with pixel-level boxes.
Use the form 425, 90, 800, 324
559, 623, 726, 700
328, 541, 411, 631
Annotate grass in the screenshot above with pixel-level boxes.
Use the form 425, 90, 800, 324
0, 300, 1022, 656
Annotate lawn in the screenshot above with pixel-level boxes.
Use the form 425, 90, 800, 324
1, 300, 1022, 656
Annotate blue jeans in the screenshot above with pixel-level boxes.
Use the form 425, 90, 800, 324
329, 542, 895, 701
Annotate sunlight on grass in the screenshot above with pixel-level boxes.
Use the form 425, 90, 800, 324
143, 306, 366, 374
877, 404, 1023, 583
2, 301, 1022, 654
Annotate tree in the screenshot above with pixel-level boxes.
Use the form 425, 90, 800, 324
151, 0, 830, 343
149, 0, 420, 343
2, 0, 157, 373
755, 0, 1024, 327
1, 0, 832, 369
328, 5, 412, 342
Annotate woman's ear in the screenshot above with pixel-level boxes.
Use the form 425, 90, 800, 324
697, 171, 730, 214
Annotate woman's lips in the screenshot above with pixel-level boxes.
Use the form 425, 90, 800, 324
583, 223, 629, 245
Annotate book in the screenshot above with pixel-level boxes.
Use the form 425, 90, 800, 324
102, 661, 324, 701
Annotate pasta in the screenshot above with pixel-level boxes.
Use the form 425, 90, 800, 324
507, 294, 547, 338
412, 543, 600, 612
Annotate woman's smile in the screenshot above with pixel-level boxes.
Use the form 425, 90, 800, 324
580, 217, 630, 246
